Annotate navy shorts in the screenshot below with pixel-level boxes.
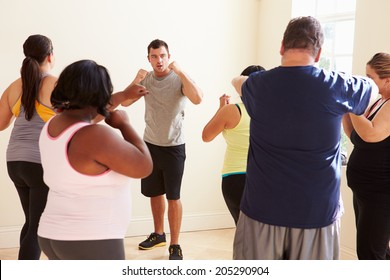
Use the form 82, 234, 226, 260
141, 142, 186, 200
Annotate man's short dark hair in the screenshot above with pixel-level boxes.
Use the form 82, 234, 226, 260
283, 16, 324, 57
147, 39, 169, 55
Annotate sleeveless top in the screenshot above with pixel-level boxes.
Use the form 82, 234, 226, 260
222, 103, 250, 176
347, 99, 390, 195
6, 73, 55, 163
38, 120, 132, 240
6, 78, 55, 163
141, 70, 187, 146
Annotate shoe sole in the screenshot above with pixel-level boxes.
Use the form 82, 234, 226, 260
138, 242, 167, 250
169, 256, 183, 260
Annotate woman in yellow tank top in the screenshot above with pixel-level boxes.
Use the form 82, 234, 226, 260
202, 65, 265, 224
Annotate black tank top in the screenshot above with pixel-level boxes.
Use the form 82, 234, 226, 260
347, 100, 390, 195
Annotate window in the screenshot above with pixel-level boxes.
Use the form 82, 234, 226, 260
292, 0, 357, 163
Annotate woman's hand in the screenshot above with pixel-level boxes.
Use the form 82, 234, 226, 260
219, 94, 230, 109
105, 110, 129, 130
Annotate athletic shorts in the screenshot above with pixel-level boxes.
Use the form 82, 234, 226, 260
233, 212, 340, 260
141, 142, 186, 200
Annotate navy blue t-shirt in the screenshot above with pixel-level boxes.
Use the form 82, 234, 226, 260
241, 66, 372, 228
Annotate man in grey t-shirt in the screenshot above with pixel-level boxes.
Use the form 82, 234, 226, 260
122, 39, 203, 260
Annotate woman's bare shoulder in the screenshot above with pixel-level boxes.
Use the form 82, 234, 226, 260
3, 78, 22, 105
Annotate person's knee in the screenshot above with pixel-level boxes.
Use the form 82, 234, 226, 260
167, 198, 181, 206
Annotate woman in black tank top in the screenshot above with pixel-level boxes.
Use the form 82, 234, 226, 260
343, 53, 390, 260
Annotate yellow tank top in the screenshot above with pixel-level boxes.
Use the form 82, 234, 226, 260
221, 103, 250, 176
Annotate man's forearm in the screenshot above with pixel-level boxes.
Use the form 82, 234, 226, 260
231, 76, 248, 96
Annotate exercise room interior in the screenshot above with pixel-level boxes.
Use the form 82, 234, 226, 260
1, 0, 389, 260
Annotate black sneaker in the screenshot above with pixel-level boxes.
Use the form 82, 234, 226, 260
169, 244, 183, 260
139, 232, 166, 250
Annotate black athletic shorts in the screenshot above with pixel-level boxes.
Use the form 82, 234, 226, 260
141, 142, 186, 200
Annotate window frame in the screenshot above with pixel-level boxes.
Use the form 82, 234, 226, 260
291, 0, 357, 162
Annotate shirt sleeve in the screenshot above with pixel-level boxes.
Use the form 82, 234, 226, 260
342, 75, 373, 115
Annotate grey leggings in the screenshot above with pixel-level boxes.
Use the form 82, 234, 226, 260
38, 237, 125, 260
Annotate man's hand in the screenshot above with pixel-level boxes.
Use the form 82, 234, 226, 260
133, 69, 148, 84
168, 61, 182, 74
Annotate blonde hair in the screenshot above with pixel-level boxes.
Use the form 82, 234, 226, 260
367, 52, 390, 79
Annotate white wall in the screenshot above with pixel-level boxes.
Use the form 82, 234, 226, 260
0, 0, 260, 248
353, 0, 390, 73
257, 0, 292, 69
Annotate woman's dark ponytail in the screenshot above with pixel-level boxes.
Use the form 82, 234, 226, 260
20, 35, 53, 120
21, 56, 41, 120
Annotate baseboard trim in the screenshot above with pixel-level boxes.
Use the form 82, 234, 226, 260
0, 211, 235, 249
0, 225, 21, 249
126, 211, 235, 237
340, 246, 357, 260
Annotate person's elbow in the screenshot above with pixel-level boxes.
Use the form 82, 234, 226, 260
193, 97, 202, 105
0, 123, 10, 131
135, 158, 154, 179
202, 134, 211, 142
142, 155, 154, 177
0, 118, 13, 131
191, 91, 203, 105
202, 129, 215, 142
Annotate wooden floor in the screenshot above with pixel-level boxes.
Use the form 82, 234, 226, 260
0, 228, 235, 260
0, 227, 358, 260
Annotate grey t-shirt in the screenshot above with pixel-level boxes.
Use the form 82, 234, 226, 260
141, 70, 187, 146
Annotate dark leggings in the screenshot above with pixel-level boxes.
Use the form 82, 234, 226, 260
221, 174, 246, 225
353, 191, 390, 260
38, 237, 125, 260
7, 161, 49, 260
